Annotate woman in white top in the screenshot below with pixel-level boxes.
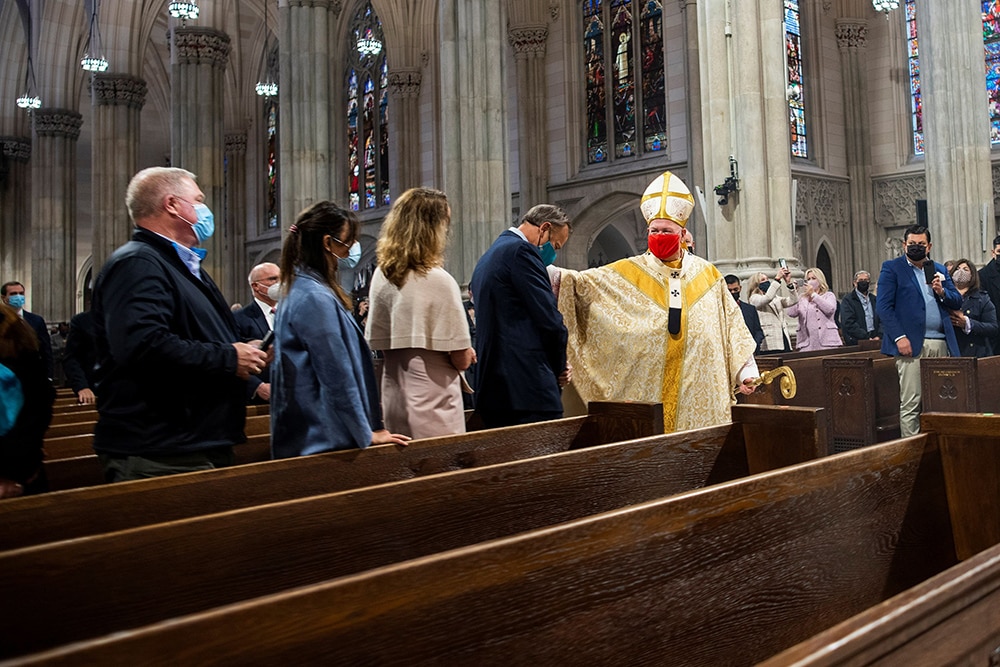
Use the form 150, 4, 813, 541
747, 268, 795, 352
366, 188, 475, 439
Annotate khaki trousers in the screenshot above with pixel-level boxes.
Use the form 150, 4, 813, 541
896, 338, 949, 437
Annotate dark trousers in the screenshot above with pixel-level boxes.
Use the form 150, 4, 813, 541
477, 409, 563, 429
99, 445, 235, 483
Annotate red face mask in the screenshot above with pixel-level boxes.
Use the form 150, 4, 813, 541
647, 232, 682, 260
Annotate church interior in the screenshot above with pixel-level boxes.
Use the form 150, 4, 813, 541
3, 0, 997, 323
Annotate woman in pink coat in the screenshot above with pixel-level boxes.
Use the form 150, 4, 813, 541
785, 267, 842, 351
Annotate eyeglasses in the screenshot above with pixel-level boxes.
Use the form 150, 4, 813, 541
330, 236, 352, 248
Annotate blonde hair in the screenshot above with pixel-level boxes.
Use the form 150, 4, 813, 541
748, 272, 769, 295
376, 188, 450, 288
126, 167, 197, 223
805, 267, 829, 294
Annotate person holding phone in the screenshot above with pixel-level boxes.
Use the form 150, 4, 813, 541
876, 224, 962, 437
785, 267, 841, 351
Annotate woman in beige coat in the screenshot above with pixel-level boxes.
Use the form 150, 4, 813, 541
366, 188, 476, 439
748, 269, 796, 352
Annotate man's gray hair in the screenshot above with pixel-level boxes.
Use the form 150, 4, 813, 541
521, 204, 571, 229
854, 270, 870, 281
125, 167, 197, 223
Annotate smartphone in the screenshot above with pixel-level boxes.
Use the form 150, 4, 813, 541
259, 330, 275, 351
778, 258, 787, 270
923, 261, 937, 285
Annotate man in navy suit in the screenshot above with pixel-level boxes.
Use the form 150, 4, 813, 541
233, 262, 279, 403
725, 275, 765, 355
876, 224, 961, 437
470, 205, 572, 428
1, 281, 53, 379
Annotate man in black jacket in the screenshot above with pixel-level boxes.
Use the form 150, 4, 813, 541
1, 282, 53, 379
62, 310, 98, 405
725, 275, 765, 355
978, 235, 1000, 354
840, 270, 881, 346
91, 167, 269, 482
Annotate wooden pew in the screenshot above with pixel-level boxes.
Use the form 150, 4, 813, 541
823, 354, 901, 452
2, 401, 668, 550
0, 405, 828, 658
11, 417, 983, 666
746, 348, 883, 408
761, 412, 1000, 666
920, 355, 1000, 414
43, 413, 273, 461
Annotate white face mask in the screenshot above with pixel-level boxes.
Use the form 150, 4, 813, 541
266, 283, 282, 302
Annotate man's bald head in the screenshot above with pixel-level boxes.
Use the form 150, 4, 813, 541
248, 262, 280, 306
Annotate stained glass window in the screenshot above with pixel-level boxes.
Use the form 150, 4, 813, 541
583, 0, 665, 165
985, 0, 1000, 144
266, 100, 279, 228
784, 0, 807, 158
907, 0, 1000, 155
906, 0, 923, 155
346, 1, 389, 211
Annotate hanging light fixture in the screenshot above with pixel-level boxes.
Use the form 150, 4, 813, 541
355, 1, 383, 57
256, 1, 278, 98
81, 0, 109, 72
16, 53, 41, 111
168, 0, 200, 21
872, 0, 899, 17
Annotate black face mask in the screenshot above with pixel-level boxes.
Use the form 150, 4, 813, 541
729, 290, 740, 302
758, 281, 771, 294
856, 280, 870, 294
905, 244, 927, 262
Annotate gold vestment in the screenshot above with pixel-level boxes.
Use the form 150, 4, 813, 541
558, 252, 756, 432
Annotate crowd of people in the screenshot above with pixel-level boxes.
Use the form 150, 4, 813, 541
5, 165, 1000, 497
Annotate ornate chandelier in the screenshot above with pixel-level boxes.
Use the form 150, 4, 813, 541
168, 1, 200, 21
872, 0, 899, 16
81, 0, 109, 72
256, 2, 278, 98
355, 1, 382, 57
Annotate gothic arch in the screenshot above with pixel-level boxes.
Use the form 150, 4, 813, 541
561, 191, 642, 269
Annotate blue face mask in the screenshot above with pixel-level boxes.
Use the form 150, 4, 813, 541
339, 241, 362, 269
7, 294, 25, 309
537, 242, 557, 267
190, 203, 215, 243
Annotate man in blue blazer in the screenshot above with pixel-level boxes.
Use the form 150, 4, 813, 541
876, 224, 961, 437
470, 205, 572, 428
1, 281, 53, 379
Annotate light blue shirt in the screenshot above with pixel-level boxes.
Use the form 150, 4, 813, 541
856, 289, 875, 332
909, 262, 944, 339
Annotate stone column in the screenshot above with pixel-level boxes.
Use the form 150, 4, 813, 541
836, 20, 879, 277
440, 0, 511, 286
697, 0, 793, 274
278, 0, 340, 228
508, 25, 549, 212
916, 0, 994, 262
387, 69, 422, 197
170, 27, 231, 294
91, 74, 147, 272
224, 132, 248, 303
31, 109, 83, 322
0, 137, 32, 287
679, 0, 706, 253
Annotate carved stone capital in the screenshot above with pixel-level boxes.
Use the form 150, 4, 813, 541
793, 175, 850, 228
835, 21, 868, 51
225, 132, 247, 155
509, 26, 549, 58
0, 136, 31, 162
873, 174, 927, 229
388, 70, 422, 99
92, 74, 148, 109
677, 0, 696, 10
286, 0, 342, 14
33, 109, 84, 140
550, 2, 559, 20
173, 27, 231, 68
